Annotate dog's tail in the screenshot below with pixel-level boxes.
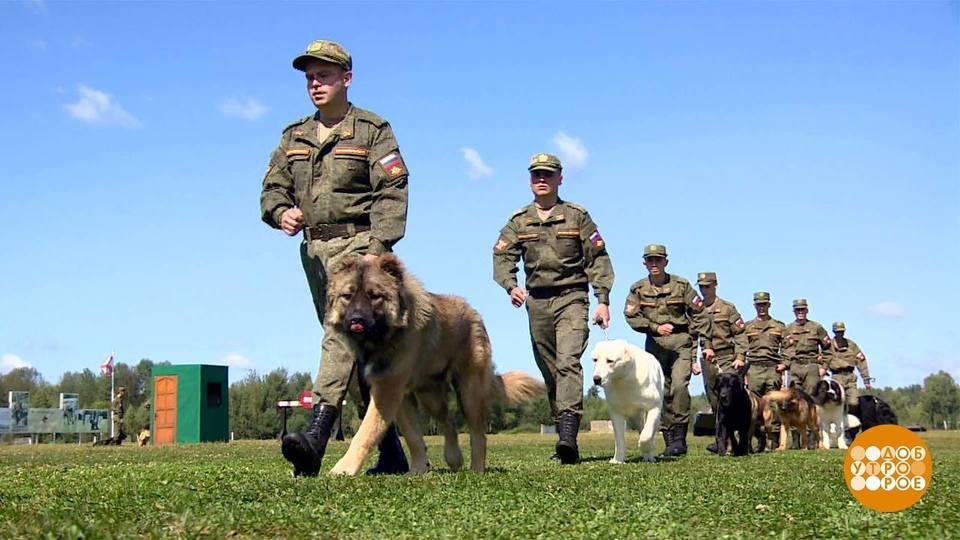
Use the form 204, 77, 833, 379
493, 371, 546, 406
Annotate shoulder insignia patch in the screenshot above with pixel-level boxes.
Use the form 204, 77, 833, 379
589, 230, 604, 247
856, 351, 865, 360
494, 237, 508, 253
378, 152, 406, 177
735, 318, 745, 329
625, 302, 637, 315
692, 296, 703, 308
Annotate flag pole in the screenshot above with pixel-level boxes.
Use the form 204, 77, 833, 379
110, 352, 115, 439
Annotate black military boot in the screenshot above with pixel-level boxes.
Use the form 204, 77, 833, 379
555, 411, 581, 464
365, 423, 410, 475
658, 428, 674, 458
790, 430, 801, 450
663, 424, 688, 457
282, 404, 338, 477
706, 441, 719, 454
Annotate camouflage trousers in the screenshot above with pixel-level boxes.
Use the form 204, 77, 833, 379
645, 333, 695, 429
525, 289, 588, 417
790, 361, 821, 395
301, 231, 377, 407
112, 414, 125, 438
747, 362, 783, 441
702, 348, 736, 414
832, 371, 861, 408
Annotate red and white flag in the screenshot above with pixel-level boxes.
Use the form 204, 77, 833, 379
100, 353, 114, 375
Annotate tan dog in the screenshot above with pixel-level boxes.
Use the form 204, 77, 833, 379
325, 254, 544, 475
764, 387, 821, 451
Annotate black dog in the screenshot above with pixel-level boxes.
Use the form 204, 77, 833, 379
715, 366, 766, 456
855, 395, 898, 430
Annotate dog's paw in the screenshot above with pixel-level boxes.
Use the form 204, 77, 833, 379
409, 461, 431, 475
640, 454, 656, 463
609, 458, 626, 464
328, 459, 359, 476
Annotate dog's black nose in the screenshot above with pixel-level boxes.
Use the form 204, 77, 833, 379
592, 376, 602, 386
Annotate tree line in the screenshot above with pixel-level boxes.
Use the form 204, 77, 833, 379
1, 362, 958, 440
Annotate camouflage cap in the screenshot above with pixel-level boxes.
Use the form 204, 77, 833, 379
833, 321, 846, 332
117, 386, 127, 393
528, 153, 562, 172
697, 272, 717, 285
793, 298, 809, 310
753, 291, 771, 304
643, 244, 668, 259
293, 39, 352, 71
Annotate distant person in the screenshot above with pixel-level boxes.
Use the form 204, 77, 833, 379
825, 321, 873, 415
493, 152, 614, 464
112, 387, 127, 443
624, 244, 712, 457
260, 39, 410, 477
696, 272, 746, 454
738, 292, 786, 450
783, 299, 832, 395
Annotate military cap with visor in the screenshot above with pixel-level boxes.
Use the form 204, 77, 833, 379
793, 298, 809, 310
293, 39, 352, 71
753, 291, 771, 304
643, 244, 668, 259
833, 321, 846, 332
697, 272, 717, 285
528, 153, 563, 172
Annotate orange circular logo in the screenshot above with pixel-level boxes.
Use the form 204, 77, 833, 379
844, 425, 932, 512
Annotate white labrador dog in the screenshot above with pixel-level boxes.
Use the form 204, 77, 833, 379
591, 339, 664, 463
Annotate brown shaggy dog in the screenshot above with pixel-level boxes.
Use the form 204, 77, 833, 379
325, 254, 545, 475
764, 387, 821, 451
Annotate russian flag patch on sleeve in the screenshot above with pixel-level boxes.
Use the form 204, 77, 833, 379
378, 152, 406, 177
589, 230, 604, 247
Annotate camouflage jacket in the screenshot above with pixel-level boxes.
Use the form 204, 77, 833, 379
259, 104, 408, 254
493, 200, 614, 304
783, 320, 832, 368
739, 317, 786, 364
698, 297, 745, 353
624, 273, 712, 345
829, 337, 871, 378
112, 399, 124, 417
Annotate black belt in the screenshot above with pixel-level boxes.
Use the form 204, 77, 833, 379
304, 223, 370, 241
528, 283, 588, 299
712, 346, 735, 353
832, 367, 855, 374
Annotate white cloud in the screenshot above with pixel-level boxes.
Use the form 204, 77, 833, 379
219, 353, 255, 370
552, 131, 588, 170
868, 301, 906, 319
218, 97, 268, 120
27, 0, 48, 14
1, 354, 32, 374
64, 85, 141, 128
461, 147, 493, 179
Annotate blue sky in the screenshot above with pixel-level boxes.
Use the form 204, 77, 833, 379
1, 1, 958, 400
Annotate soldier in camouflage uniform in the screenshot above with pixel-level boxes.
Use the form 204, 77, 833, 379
783, 299, 832, 394
738, 292, 786, 450
112, 387, 127, 443
824, 321, 872, 410
696, 272, 746, 454
624, 245, 712, 457
783, 298, 831, 448
260, 39, 409, 477
493, 153, 614, 464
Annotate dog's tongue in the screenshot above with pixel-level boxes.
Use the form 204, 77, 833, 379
349, 322, 366, 334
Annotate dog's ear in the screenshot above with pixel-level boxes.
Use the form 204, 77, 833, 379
376, 254, 405, 283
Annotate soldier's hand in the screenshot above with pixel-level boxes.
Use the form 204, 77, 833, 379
592, 304, 610, 329
280, 207, 304, 236
656, 323, 674, 336
703, 348, 716, 362
776, 363, 786, 373
865, 382, 873, 390
509, 287, 528, 308
733, 359, 745, 370
819, 367, 827, 377
692, 362, 702, 376
362, 254, 378, 263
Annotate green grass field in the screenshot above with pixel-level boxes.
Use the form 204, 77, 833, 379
1, 432, 958, 539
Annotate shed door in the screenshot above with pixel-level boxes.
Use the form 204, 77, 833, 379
154, 376, 178, 445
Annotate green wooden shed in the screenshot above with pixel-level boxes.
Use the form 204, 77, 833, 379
150, 364, 229, 445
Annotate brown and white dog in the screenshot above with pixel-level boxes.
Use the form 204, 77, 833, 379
810, 378, 859, 449
764, 387, 821, 451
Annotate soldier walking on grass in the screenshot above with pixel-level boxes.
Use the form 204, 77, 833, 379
493, 153, 614, 464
